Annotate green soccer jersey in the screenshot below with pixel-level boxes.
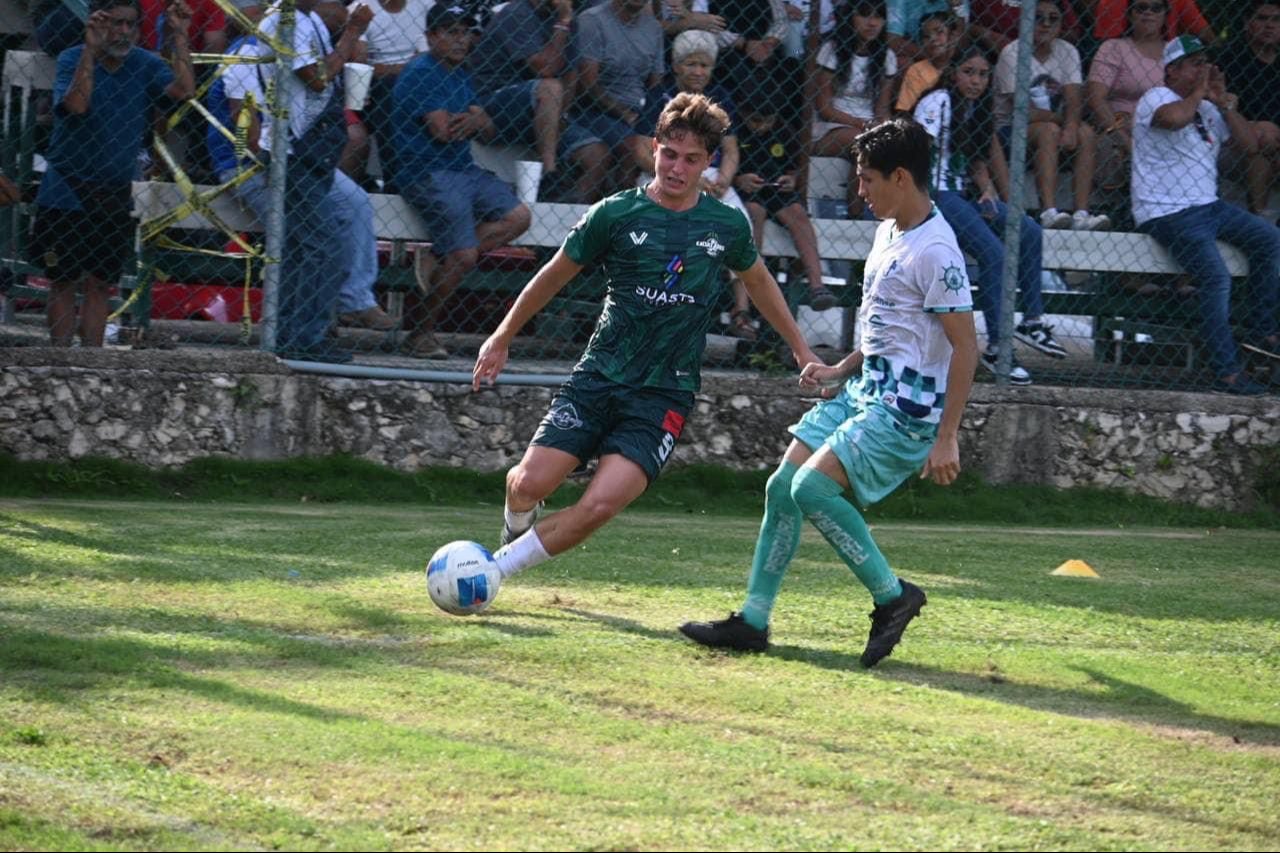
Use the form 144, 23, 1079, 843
561, 187, 758, 391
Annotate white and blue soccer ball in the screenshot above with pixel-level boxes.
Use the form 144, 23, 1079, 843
426, 540, 501, 616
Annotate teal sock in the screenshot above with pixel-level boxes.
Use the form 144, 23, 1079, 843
740, 461, 803, 630
791, 466, 902, 605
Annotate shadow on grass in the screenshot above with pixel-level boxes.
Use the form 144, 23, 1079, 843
764, 642, 1280, 749
1, 624, 368, 723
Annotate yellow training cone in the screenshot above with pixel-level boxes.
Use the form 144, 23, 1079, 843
1052, 559, 1100, 578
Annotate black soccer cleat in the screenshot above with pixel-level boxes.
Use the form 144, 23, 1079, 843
500, 500, 544, 547
679, 612, 770, 652
860, 580, 927, 668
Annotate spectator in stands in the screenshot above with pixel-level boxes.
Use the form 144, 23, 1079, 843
694, 0, 790, 85
1131, 36, 1278, 395
573, 0, 665, 192
1218, 0, 1280, 217
915, 45, 1067, 385
0, 173, 18, 206
895, 11, 960, 114
33, 0, 195, 348
139, 0, 225, 54
347, 0, 429, 185
1086, 0, 1167, 223
250, 0, 374, 360
1093, 0, 1214, 44
886, 0, 1006, 64
469, 0, 610, 203
656, 0, 729, 41
634, 30, 756, 339
970, 0, 1080, 43
392, 4, 532, 359
311, 1, 375, 184
813, 0, 898, 218
779, 0, 838, 60
735, 78, 840, 312
994, 0, 1109, 230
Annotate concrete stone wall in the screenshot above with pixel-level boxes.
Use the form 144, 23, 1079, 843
2, 349, 1277, 510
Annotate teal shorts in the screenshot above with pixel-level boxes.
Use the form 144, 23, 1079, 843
789, 391, 936, 507
531, 371, 694, 484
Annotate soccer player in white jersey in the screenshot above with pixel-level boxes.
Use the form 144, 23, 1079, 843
681, 118, 979, 668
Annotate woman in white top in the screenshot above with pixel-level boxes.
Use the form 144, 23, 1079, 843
812, 0, 897, 216
813, 0, 896, 149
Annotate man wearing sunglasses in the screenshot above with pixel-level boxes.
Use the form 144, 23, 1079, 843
1131, 35, 1279, 395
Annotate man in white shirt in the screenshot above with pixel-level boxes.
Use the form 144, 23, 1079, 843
1132, 35, 1279, 395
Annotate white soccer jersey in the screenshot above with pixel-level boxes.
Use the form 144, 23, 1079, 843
854, 206, 972, 424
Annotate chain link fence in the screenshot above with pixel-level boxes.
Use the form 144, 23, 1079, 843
2, 0, 1278, 392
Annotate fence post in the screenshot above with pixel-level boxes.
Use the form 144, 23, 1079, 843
260, 0, 295, 353
997, 0, 1037, 385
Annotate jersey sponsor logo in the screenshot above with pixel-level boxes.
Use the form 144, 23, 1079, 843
663, 254, 684, 289
695, 232, 725, 257
629, 230, 649, 246
547, 401, 584, 431
635, 286, 696, 306
941, 263, 968, 293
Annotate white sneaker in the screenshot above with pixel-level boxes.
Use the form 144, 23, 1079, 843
1039, 208, 1073, 229
1071, 210, 1111, 231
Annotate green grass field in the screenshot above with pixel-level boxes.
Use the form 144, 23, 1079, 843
2, 497, 1278, 851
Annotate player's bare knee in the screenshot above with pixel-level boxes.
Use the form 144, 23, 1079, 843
574, 495, 622, 532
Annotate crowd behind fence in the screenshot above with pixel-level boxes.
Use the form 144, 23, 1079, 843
1, 0, 1278, 394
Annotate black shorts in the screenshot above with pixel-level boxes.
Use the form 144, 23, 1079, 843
742, 186, 804, 216
31, 189, 134, 283
530, 371, 694, 484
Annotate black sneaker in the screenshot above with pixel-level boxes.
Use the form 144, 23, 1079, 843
499, 500, 543, 546
859, 580, 927, 668
1014, 321, 1068, 358
979, 350, 1032, 385
679, 612, 769, 652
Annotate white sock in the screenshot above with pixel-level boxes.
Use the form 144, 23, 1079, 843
504, 503, 538, 537
493, 528, 551, 579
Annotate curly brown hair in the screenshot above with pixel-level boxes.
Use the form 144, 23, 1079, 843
654, 91, 731, 156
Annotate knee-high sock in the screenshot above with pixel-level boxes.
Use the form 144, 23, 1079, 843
791, 466, 902, 605
740, 461, 804, 630
493, 528, 551, 579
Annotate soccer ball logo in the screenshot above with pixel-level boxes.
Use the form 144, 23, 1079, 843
426, 540, 502, 616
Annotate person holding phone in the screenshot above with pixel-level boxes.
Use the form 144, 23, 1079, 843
735, 76, 839, 312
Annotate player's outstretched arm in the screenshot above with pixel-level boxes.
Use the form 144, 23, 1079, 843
920, 311, 978, 486
737, 258, 820, 369
799, 350, 865, 398
472, 249, 583, 390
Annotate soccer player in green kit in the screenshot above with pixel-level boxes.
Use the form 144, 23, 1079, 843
471, 92, 820, 582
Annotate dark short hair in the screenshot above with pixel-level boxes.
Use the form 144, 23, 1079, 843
852, 118, 931, 190
89, 0, 139, 13
654, 91, 731, 156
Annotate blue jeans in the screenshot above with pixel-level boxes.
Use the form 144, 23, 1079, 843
1139, 200, 1280, 377
226, 160, 343, 351
329, 169, 379, 314
935, 191, 1043, 347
